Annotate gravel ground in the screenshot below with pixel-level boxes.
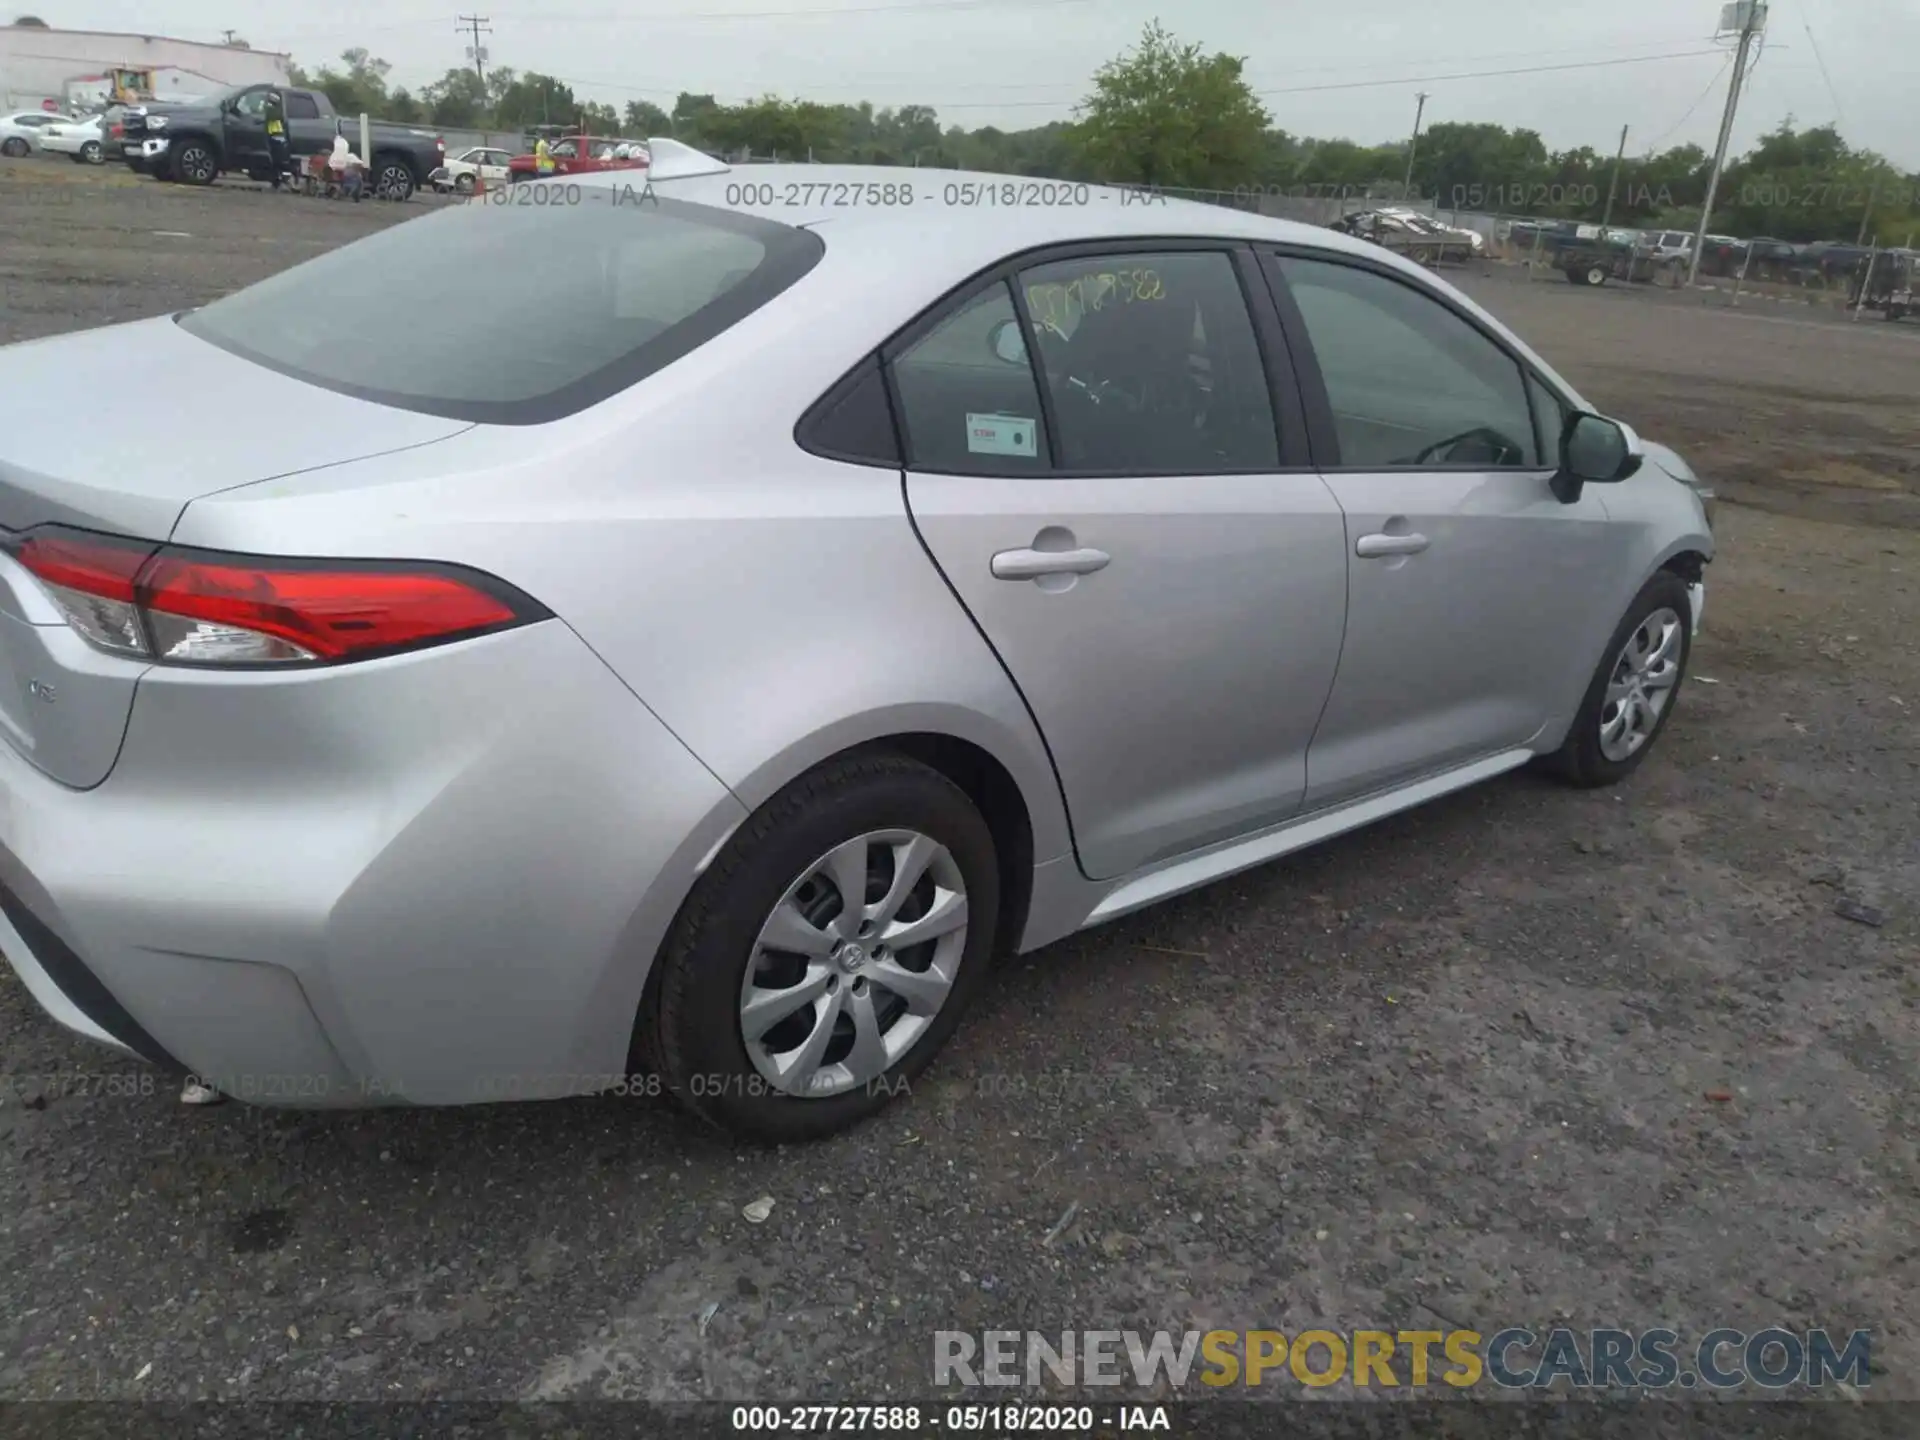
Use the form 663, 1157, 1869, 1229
0, 162, 1915, 1411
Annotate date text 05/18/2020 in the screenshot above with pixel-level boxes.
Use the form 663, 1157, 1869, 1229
729, 1405, 1170, 1433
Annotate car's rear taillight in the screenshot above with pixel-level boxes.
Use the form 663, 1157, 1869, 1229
11, 527, 549, 667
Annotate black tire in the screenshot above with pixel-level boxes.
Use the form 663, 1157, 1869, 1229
1411, 246, 1435, 267
637, 753, 1000, 1144
171, 140, 218, 185
81, 141, 103, 165
0, 137, 28, 158
1541, 570, 1693, 788
372, 156, 415, 201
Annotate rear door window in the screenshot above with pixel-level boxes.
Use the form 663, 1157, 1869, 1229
178, 194, 823, 424
285, 94, 321, 120
891, 282, 1051, 475
1016, 249, 1278, 473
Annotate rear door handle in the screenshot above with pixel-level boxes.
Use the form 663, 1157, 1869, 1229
1355, 532, 1430, 558
991, 547, 1112, 581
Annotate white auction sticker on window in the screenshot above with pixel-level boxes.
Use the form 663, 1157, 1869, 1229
965, 413, 1038, 458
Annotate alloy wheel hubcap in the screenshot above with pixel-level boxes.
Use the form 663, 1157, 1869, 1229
1600, 606, 1683, 762
739, 829, 969, 1099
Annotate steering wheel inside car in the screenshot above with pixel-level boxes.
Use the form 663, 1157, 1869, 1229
1410, 425, 1526, 467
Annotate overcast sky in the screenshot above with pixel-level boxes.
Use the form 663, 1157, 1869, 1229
39, 0, 1920, 166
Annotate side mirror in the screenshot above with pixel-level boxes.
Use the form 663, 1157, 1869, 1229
1552, 411, 1643, 503
987, 317, 1029, 367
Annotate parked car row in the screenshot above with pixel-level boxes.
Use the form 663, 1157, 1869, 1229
1499, 219, 1900, 283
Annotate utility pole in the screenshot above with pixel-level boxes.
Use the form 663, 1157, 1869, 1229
1600, 124, 1629, 231
457, 14, 492, 94
1402, 91, 1429, 201
1689, 2, 1766, 286
220, 29, 239, 45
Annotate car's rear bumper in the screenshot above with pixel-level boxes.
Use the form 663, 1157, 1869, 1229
0, 621, 746, 1107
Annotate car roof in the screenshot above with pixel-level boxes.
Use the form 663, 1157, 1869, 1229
579, 161, 1390, 273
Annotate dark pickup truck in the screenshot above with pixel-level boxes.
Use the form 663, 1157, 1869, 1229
120, 83, 445, 199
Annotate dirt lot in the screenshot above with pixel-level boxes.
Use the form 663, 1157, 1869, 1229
1, 161, 1916, 1416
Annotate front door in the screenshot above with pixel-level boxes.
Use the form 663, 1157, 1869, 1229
227, 87, 271, 171
896, 246, 1350, 880
1266, 251, 1623, 809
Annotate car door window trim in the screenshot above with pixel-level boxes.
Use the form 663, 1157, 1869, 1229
1261, 245, 1559, 475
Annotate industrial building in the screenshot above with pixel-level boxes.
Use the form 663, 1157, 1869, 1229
0, 24, 288, 111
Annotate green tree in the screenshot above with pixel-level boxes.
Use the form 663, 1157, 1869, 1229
493, 73, 576, 129
387, 88, 423, 125
305, 48, 395, 119
1072, 19, 1269, 190
422, 67, 491, 128
579, 100, 621, 135
624, 99, 671, 135
1409, 121, 1549, 212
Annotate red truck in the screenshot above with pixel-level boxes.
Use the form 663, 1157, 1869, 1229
506, 132, 649, 182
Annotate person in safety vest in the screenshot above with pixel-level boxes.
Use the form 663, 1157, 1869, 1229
264, 88, 293, 190
534, 135, 556, 176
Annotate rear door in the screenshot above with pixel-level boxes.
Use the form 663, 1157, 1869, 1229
1263, 249, 1624, 809
897, 243, 1349, 881
282, 90, 325, 158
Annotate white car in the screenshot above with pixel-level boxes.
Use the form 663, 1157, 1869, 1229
38, 115, 109, 165
441, 145, 515, 193
0, 109, 77, 157
1382, 208, 1487, 256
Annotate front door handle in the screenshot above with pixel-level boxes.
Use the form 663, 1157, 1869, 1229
1355, 532, 1430, 558
991, 546, 1112, 581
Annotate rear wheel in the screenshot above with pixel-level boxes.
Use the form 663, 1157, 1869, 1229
80, 140, 103, 165
1542, 571, 1692, 788
637, 753, 1000, 1143
372, 157, 415, 201
1411, 246, 1436, 266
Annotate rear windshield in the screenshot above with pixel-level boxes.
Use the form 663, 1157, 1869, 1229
178, 190, 823, 424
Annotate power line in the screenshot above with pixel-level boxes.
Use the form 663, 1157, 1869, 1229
1796, 3, 1847, 125
1638, 52, 1734, 154
541, 46, 1730, 115
1253, 48, 1726, 99
529, 0, 1097, 20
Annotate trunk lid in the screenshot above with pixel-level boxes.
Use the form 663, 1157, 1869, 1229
0, 314, 471, 788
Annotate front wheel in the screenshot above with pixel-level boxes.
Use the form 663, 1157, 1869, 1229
636, 753, 1000, 1143
172, 140, 218, 185
0, 137, 28, 158
1541, 571, 1693, 788
454, 172, 475, 193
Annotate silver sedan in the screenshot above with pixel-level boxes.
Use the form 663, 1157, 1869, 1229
0, 143, 1712, 1141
